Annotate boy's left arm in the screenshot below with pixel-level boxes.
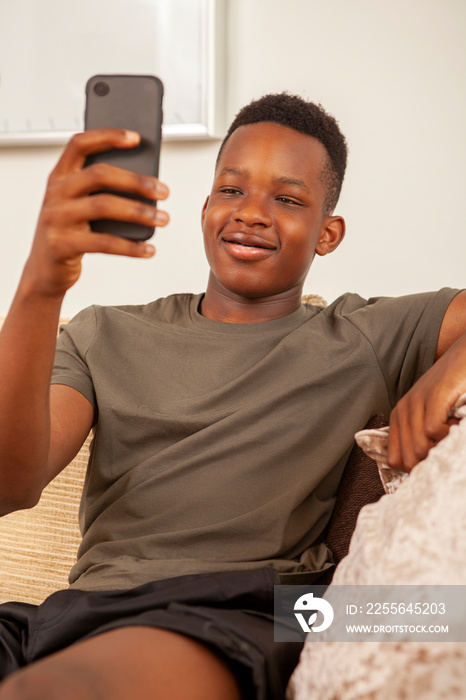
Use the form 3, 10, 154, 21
388, 290, 466, 470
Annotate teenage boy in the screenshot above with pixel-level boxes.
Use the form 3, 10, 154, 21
0, 93, 465, 700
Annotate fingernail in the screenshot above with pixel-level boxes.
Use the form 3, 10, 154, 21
142, 244, 155, 257
156, 182, 169, 197
123, 130, 140, 143
155, 210, 169, 225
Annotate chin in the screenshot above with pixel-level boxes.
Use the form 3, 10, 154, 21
209, 266, 302, 302
225, 280, 297, 301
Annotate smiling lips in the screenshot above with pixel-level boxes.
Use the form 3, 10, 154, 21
221, 232, 277, 261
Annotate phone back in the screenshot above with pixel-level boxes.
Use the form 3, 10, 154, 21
84, 74, 164, 240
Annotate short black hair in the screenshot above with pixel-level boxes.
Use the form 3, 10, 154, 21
217, 92, 348, 214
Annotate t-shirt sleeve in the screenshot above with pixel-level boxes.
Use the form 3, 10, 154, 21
51, 305, 98, 409
337, 287, 461, 408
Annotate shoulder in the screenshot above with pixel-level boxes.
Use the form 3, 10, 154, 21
77, 293, 201, 329
59, 294, 201, 351
318, 288, 460, 322
436, 289, 466, 358
304, 289, 460, 357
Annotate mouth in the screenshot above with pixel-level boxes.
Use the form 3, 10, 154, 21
221, 232, 277, 261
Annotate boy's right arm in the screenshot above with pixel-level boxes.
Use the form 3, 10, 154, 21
0, 129, 169, 515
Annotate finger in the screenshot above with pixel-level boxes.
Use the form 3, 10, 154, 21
55, 162, 169, 203
404, 397, 436, 468
423, 394, 453, 445
52, 228, 157, 260
76, 232, 157, 259
51, 193, 169, 230
51, 129, 140, 178
387, 411, 402, 468
388, 399, 427, 471
387, 403, 417, 470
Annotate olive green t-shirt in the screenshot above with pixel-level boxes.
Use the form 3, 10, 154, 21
51, 289, 458, 591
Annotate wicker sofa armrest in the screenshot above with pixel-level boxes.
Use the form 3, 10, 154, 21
0, 436, 89, 605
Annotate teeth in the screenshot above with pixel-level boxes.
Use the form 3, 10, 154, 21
225, 237, 269, 249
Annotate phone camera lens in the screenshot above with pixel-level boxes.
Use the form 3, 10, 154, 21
94, 81, 110, 97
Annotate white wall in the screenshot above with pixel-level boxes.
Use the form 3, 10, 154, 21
1, 0, 465, 318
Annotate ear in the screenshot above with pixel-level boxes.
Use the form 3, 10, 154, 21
201, 196, 210, 228
315, 216, 346, 257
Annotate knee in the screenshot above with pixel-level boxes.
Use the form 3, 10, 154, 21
0, 670, 40, 700
0, 665, 83, 700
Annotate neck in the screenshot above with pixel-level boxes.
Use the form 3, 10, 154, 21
200, 275, 304, 324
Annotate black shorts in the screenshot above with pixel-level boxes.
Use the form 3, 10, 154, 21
0, 568, 303, 700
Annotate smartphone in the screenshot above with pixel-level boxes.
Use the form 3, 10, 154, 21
84, 74, 164, 241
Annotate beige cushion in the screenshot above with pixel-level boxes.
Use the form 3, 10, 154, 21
0, 438, 89, 605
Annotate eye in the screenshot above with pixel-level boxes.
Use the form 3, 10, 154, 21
276, 196, 302, 206
219, 187, 242, 195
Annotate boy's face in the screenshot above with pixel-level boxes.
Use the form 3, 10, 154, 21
201, 121, 343, 301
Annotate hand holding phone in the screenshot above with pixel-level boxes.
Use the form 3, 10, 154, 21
84, 74, 164, 241
24, 126, 168, 301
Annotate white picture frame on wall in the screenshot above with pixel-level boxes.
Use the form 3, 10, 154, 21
0, 0, 226, 146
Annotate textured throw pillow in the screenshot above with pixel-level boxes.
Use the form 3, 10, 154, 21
288, 396, 466, 700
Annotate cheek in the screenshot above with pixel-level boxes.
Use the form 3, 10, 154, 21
281, 226, 319, 274
201, 207, 223, 266
280, 251, 315, 285
202, 203, 223, 240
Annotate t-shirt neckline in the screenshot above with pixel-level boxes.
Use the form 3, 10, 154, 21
189, 293, 312, 335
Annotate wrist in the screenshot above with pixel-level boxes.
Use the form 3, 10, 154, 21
12, 275, 65, 329
19, 258, 68, 306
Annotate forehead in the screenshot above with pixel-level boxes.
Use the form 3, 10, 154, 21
216, 122, 329, 187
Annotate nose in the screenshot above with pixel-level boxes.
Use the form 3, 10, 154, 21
234, 193, 272, 227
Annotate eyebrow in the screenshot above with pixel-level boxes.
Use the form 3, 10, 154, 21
218, 168, 310, 193
218, 167, 247, 177
272, 176, 310, 193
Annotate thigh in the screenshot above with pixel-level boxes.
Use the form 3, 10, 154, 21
0, 570, 302, 699
0, 625, 242, 700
